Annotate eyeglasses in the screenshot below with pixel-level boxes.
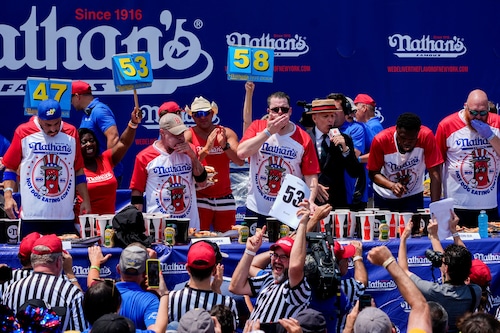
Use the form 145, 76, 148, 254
92, 278, 117, 296
269, 252, 289, 261
467, 105, 489, 116
269, 107, 290, 114
192, 110, 211, 118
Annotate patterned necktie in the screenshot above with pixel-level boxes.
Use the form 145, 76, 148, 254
320, 133, 329, 165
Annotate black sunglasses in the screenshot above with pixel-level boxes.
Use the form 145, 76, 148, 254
269, 107, 290, 114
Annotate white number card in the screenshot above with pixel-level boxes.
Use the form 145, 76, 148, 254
269, 174, 310, 229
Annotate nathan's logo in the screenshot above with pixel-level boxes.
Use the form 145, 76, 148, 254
388, 34, 467, 58
474, 252, 500, 264
407, 255, 431, 267
0, 6, 213, 95
367, 279, 397, 291
226, 32, 309, 57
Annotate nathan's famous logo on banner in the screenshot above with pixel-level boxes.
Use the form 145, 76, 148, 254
474, 252, 500, 264
0, 6, 213, 95
226, 32, 310, 57
388, 34, 467, 58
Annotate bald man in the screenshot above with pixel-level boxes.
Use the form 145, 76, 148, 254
436, 89, 500, 226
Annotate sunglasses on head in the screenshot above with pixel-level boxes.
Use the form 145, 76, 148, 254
269, 106, 290, 114
192, 110, 211, 118
92, 278, 117, 296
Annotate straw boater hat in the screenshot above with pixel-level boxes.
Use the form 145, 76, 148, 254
307, 99, 339, 114
184, 96, 218, 116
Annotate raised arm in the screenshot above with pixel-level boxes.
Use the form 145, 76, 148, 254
368, 246, 432, 333
111, 107, 142, 166
288, 202, 310, 288
229, 225, 267, 295
448, 210, 464, 247
397, 218, 412, 275
351, 241, 368, 286
243, 81, 254, 133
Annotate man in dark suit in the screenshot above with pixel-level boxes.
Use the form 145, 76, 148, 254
306, 99, 363, 208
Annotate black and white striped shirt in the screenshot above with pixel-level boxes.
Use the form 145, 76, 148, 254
2, 272, 87, 331
248, 273, 311, 323
0, 268, 32, 299
168, 286, 239, 327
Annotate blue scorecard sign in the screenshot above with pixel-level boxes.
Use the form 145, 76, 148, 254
23, 77, 72, 118
112, 52, 153, 92
227, 45, 274, 83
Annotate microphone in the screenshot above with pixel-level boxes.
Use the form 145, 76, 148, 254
328, 128, 343, 151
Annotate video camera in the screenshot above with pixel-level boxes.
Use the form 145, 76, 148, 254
305, 232, 341, 300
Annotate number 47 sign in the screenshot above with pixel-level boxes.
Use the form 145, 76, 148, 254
269, 174, 311, 229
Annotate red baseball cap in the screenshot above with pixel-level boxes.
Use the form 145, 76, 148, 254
187, 241, 216, 269
353, 94, 376, 107
270, 237, 294, 256
31, 234, 63, 255
72, 80, 92, 95
334, 241, 356, 260
469, 259, 491, 287
18, 232, 42, 260
158, 101, 181, 116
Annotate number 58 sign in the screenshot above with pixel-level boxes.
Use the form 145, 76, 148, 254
227, 46, 274, 83
269, 174, 311, 229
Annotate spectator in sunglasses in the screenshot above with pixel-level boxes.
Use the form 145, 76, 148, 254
184, 96, 244, 232
435, 89, 500, 226
237, 88, 320, 228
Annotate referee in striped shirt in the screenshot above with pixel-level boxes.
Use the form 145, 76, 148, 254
230, 202, 317, 325
168, 240, 239, 328
2, 234, 87, 331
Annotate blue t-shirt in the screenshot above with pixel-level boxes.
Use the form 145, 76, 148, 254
79, 98, 123, 177
116, 281, 160, 330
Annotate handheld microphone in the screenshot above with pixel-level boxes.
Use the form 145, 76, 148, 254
328, 128, 343, 151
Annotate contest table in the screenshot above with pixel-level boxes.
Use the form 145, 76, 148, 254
1, 237, 499, 332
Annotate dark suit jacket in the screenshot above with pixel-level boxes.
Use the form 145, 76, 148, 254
307, 127, 364, 208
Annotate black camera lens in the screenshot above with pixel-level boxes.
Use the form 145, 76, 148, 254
425, 249, 443, 268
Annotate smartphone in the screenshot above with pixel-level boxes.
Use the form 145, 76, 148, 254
358, 294, 372, 311
259, 322, 283, 333
0, 266, 12, 282
146, 259, 160, 289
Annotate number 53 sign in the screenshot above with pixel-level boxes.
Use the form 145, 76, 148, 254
112, 52, 153, 92
269, 174, 310, 229
227, 46, 274, 83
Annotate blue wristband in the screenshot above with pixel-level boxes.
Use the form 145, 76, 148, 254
76, 174, 87, 185
3, 171, 17, 181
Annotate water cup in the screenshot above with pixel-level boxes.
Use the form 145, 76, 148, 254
417, 209, 431, 235
346, 210, 357, 238
244, 217, 259, 236
384, 212, 398, 239
95, 214, 113, 244
78, 214, 98, 239
398, 212, 413, 237
266, 218, 281, 243
144, 213, 163, 242
360, 214, 375, 241
334, 210, 348, 239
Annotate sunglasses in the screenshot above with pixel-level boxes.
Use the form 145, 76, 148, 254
269, 106, 290, 114
468, 109, 489, 116
93, 278, 117, 296
192, 110, 211, 118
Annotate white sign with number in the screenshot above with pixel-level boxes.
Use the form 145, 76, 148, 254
269, 174, 310, 229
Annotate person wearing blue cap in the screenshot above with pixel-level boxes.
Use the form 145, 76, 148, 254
2, 98, 91, 237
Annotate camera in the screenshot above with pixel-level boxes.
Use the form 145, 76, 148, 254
305, 232, 341, 300
425, 249, 444, 268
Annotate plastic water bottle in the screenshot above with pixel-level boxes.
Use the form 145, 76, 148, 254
478, 210, 489, 238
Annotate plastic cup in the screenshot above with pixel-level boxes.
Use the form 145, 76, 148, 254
346, 210, 357, 238
95, 214, 113, 244
398, 212, 413, 237
78, 214, 98, 239
144, 213, 163, 242
266, 218, 281, 243
334, 210, 348, 239
360, 214, 375, 241
384, 212, 398, 239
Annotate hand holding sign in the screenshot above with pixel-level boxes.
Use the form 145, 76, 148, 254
268, 174, 311, 229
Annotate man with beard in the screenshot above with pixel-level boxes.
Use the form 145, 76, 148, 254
436, 89, 500, 226
367, 112, 443, 212
229, 202, 315, 326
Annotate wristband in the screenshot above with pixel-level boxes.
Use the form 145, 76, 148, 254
245, 249, 256, 256
68, 278, 78, 283
382, 257, 396, 269
452, 232, 459, 238
76, 174, 87, 185
194, 168, 208, 183
358, 156, 362, 163
131, 195, 144, 205
352, 255, 363, 263
488, 133, 496, 141
3, 187, 14, 193
3, 171, 17, 181
263, 128, 272, 137
160, 292, 169, 298
128, 120, 139, 129
90, 265, 101, 272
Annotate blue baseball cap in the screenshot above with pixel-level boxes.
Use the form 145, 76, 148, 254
37, 99, 61, 120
